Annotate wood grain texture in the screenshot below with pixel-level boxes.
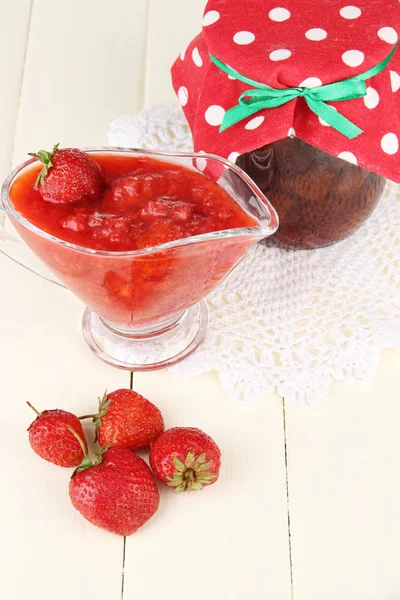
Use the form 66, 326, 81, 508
0, 255, 129, 599
2, 6, 136, 596
132, 6, 293, 593
0, 0, 31, 181
2, 1, 400, 599
123, 371, 293, 600
285, 349, 400, 600
12, 0, 148, 168
144, 0, 206, 105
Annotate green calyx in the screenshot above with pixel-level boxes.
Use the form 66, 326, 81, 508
29, 142, 60, 189
68, 425, 108, 476
95, 391, 111, 428
93, 391, 111, 442
167, 451, 217, 492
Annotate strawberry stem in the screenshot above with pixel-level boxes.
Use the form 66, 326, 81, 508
26, 401, 41, 416
68, 426, 110, 474
68, 426, 96, 475
78, 414, 96, 420
67, 426, 88, 458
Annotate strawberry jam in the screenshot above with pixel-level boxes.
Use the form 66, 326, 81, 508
9, 152, 257, 328
10, 154, 254, 251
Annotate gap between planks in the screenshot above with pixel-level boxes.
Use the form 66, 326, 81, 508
120, 370, 135, 599
12, 3, 152, 598
10, 0, 34, 171
141, 0, 151, 109
121, 536, 127, 600
283, 398, 295, 600
125, 376, 293, 598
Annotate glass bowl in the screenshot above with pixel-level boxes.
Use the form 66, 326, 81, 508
1, 148, 278, 370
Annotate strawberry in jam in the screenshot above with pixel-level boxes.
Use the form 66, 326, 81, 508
11, 151, 253, 252
31, 144, 104, 204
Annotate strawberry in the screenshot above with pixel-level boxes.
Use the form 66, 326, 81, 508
27, 402, 88, 467
139, 199, 194, 221
103, 271, 134, 301
31, 144, 103, 204
88, 389, 165, 451
69, 435, 159, 536
149, 427, 221, 492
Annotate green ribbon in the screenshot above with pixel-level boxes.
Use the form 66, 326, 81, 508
210, 42, 398, 139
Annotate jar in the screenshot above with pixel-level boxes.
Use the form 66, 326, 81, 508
171, 0, 399, 250
236, 138, 386, 249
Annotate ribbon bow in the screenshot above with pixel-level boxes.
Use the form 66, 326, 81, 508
210, 43, 398, 139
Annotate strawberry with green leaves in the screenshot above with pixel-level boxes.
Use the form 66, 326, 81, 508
69, 430, 159, 536
85, 389, 164, 451
30, 144, 104, 204
149, 427, 221, 492
27, 402, 88, 467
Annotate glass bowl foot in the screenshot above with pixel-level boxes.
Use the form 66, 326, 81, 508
82, 301, 209, 371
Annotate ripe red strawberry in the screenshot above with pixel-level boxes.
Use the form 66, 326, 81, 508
149, 427, 221, 492
31, 144, 103, 204
27, 402, 88, 467
69, 442, 160, 536
90, 389, 165, 451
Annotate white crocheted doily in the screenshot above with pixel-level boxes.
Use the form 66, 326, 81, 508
109, 105, 400, 407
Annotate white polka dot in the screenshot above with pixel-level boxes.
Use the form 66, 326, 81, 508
381, 133, 399, 154
269, 49, 291, 61
178, 86, 189, 106
192, 47, 203, 67
378, 27, 398, 44
287, 127, 296, 137
205, 105, 226, 126
378, 27, 399, 44
299, 77, 323, 88
196, 152, 207, 171
338, 151, 358, 164
269, 7, 291, 21
228, 152, 240, 163
305, 28, 328, 41
390, 70, 400, 92
319, 106, 337, 126
340, 5, 362, 19
342, 50, 364, 67
363, 86, 380, 109
233, 31, 255, 45
245, 116, 265, 130
180, 45, 188, 61
202, 10, 220, 26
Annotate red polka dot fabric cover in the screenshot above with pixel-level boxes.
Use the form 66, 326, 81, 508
171, 0, 400, 182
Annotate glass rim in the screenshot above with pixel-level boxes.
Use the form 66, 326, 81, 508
1, 146, 279, 257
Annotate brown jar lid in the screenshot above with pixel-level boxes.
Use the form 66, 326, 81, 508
172, 0, 400, 182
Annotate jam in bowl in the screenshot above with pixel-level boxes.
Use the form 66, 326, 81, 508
1, 148, 278, 370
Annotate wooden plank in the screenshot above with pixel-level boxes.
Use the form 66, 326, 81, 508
123, 371, 293, 600
0, 0, 31, 181
124, 3, 292, 596
0, 255, 129, 599
144, 0, 206, 105
12, 0, 148, 168
285, 349, 400, 600
2, 0, 146, 597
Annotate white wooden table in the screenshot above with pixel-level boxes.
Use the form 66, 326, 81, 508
1, 2, 400, 599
